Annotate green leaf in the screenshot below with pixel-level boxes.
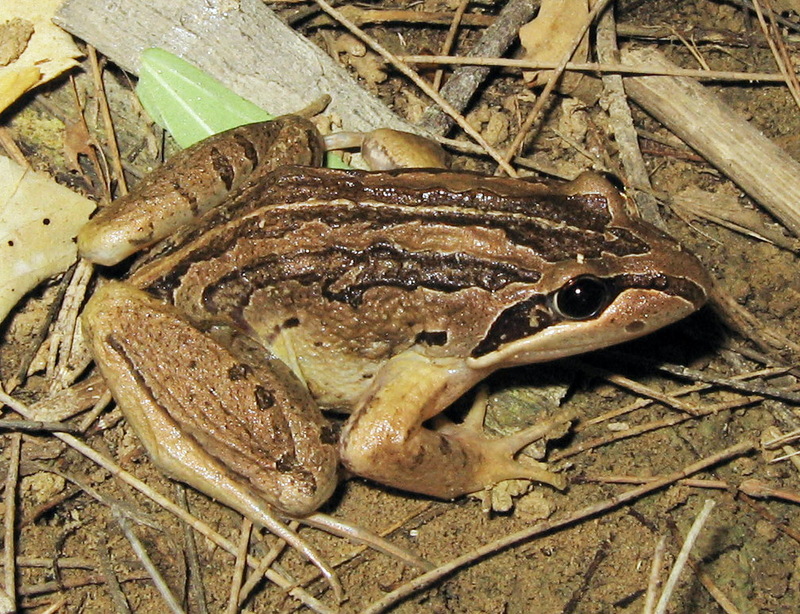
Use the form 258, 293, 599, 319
136, 48, 273, 148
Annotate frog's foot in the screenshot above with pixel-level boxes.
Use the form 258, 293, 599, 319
434, 388, 575, 492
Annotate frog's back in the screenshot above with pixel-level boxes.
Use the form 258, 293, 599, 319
129, 167, 707, 408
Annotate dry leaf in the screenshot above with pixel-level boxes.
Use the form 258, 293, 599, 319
0, 0, 83, 114
0, 156, 95, 323
519, 0, 591, 96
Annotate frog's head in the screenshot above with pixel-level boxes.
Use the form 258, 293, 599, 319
466, 173, 712, 370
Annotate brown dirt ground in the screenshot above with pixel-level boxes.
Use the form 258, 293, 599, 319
2, 0, 800, 612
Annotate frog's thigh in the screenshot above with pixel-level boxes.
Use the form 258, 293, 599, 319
340, 352, 560, 500
82, 282, 337, 517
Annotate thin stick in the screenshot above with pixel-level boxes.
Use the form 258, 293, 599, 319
595, 5, 662, 227
0, 420, 80, 434
88, 45, 128, 195
571, 361, 702, 415
227, 519, 252, 614
501, 0, 615, 166
113, 510, 186, 614
96, 535, 132, 614
2, 433, 21, 611
653, 499, 716, 614
642, 537, 667, 614
312, 0, 517, 176
432, 0, 469, 92
397, 54, 791, 82
362, 442, 753, 614
175, 485, 209, 614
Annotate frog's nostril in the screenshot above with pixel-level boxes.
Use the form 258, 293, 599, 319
625, 320, 646, 334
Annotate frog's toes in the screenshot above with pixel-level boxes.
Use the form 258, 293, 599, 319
435, 392, 575, 491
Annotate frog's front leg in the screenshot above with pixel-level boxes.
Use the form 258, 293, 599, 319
340, 352, 567, 499
78, 116, 323, 266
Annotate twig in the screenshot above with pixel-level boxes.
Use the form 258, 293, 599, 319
653, 499, 716, 614
501, 0, 614, 166
0, 420, 80, 434
431, 0, 469, 92
398, 54, 792, 82
418, 0, 538, 136
312, 0, 517, 176
595, 5, 662, 227
642, 536, 667, 614
227, 518, 252, 614
113, 510, 186, 614
175, 485, 209, 614
96, 535, 132, 614
362, 442, 753, 613
739, 479, 800, 504
2, 432, 21, 611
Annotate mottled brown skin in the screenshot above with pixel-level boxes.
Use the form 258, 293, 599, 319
79, 116, 712, 517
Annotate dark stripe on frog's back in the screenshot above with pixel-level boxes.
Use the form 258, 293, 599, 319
132, 167, 651, 304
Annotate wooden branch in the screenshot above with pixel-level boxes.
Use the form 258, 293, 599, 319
622, 47, 800, 236
55, 0, 416, 133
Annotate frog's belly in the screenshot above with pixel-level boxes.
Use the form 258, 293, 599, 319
267, 325, 380, 410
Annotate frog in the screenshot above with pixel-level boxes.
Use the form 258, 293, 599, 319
78, 114, 711, 529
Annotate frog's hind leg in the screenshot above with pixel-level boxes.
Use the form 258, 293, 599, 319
340, 351, 571, 500
82, 282, 342, 598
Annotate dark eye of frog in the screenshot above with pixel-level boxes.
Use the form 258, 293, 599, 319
551, 275, 611, 320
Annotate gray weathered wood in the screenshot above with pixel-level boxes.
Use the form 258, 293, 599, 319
623, 47, 800, 237
55, 0, 415, 133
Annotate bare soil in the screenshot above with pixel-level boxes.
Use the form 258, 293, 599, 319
2, 0, 800, 612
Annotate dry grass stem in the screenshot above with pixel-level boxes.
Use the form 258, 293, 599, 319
96, 535, 132, 614
2, 432, 21, 611
642, 536, 667, 614
226, 518, 252, 614
572, 360, 702, 415
397, 54, 790, 82
0, 391, 333, 613
113, 510, 186, 614
175, 485, 209, 614
653, 499, 716, 614
751, 0, 800, 109
553, 391, 762, 462
88, 45, 128, 195
432, 0, 470, 91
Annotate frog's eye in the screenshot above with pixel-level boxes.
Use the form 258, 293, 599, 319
552, 275, 611, 320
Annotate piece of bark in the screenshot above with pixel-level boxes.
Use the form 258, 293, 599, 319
622, 47, 800, 236
418, 0, 539, 136
55, 0, 416, 134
